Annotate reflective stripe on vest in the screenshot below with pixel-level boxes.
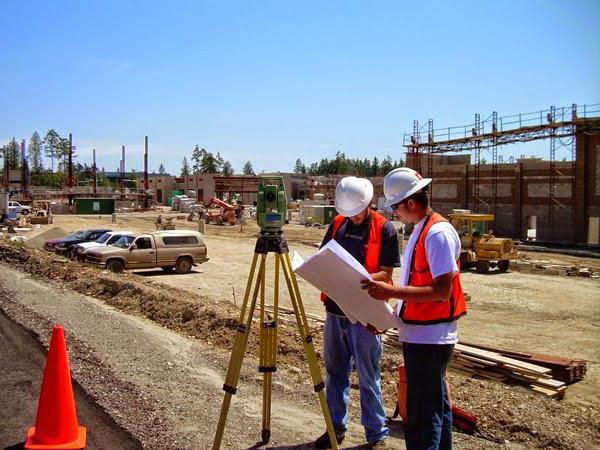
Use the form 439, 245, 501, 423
399, 212, 467, 325
320, 210, 389, 302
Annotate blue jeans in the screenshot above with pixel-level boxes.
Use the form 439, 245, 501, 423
323, 313, 389, 443
403, 343, 454, 450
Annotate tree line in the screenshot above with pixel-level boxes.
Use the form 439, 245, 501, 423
293, 151, 405, 176
1, 130, 116, 189
177, 145, 237, 177
1, 130, 74, 174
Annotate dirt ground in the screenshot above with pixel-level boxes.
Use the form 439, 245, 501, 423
23, 212, 600, 405
0, 305, 142, 449
1, 211, 599, 449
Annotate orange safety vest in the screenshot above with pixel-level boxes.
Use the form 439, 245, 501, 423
320, 211, 390, 302
399, 212, 467, 325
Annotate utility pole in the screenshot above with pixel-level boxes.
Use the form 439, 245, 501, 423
121, 145, 125, 194
143, 136, 149, 209
92, 148, 97, 194
67, 133, 74, 207
21, 139, 28, 197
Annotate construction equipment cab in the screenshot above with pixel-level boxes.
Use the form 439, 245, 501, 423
86, 230, 209, 274
448, 210, 518, 273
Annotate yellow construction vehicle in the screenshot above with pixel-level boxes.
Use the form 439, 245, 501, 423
448, 210, 518, 273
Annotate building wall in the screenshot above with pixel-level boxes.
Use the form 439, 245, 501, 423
413, 131, 600, 244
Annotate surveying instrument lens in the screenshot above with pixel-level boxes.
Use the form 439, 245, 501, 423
212, 177, 338, 449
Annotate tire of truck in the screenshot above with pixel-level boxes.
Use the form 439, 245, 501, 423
175, 257, 192, 274
498, 260, 510, 272
21, 209, 30, 215
107, 260, 125, 273
161, 266, 174, 272
475, 260, 490, 274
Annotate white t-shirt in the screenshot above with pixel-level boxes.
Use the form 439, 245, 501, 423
396, 216, 461, 345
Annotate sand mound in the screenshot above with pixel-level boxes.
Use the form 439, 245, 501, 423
25, 227, 69, 249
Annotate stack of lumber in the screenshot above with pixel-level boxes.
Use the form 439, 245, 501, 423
260, 307, 585, 399
449, 343, 567, 398
459, 341, 587, 384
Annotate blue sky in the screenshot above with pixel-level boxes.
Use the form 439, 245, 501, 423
1, 0, 599, 174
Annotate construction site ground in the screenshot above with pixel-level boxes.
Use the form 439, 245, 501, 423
0, 211, 599, 449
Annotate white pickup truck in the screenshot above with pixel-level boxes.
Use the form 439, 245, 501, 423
9, 201, 31, 216
71, 231, 135, 261
86, 230, 209, 274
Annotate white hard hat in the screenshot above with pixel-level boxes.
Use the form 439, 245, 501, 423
383, 168, 432, 208
334, 176, 374, 217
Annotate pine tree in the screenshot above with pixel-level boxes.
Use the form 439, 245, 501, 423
293, 158, 304, 174
191, 145, 204, 174
215, 152, 224, 173
200, 150, 218, 173
221, 161, 234, 176
180, 157, 190, 177
43, 129, 60, 172
55, 136, 75, 172
380, 155, 393, 176
242, 161, 254, 175
5, 138, 20, 169
158, 163, 166, 174
28, 132, 44, 173
371, 156, 380, 177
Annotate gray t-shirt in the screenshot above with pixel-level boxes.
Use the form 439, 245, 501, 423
321, 214, 401, 317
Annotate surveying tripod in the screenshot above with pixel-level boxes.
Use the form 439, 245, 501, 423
212, 232, 339, 449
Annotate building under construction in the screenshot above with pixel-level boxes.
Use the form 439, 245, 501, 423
1, 135, 153, 212
3, 104, 599, 244
404, 104, 600, 245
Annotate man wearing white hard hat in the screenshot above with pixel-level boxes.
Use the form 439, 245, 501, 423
314, 176, 400, 450
362, 167, 467, 450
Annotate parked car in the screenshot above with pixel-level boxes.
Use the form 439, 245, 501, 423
53, 229, 112, 257
44, 232, 80, 252
71, 231, 135, 261
8, 201, 31, 216
86, 230, 209, 274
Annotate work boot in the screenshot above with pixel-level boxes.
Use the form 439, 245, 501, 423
314, 429, 345, 449
368, 439, 389, 450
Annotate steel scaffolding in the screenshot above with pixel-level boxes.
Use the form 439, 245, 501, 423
404, 103, 600, 229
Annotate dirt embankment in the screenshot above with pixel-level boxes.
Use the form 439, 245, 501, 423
1, 242, 599, 449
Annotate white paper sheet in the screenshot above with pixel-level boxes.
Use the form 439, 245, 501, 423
293, 240, 400, 330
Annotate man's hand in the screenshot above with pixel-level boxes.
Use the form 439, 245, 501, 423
366, 323, 385, 335
361, 279, 397, 301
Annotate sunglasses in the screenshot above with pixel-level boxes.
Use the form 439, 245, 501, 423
390, 200, 407, 211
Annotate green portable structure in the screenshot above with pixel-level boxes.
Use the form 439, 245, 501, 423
74, 198, 115, 214
301, 205, 338, 225
166, 190, 184, 207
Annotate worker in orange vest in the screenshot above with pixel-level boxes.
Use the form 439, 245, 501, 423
315, 177, 400, 450
362, 167, 467, 450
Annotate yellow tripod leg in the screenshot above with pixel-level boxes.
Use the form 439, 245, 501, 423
212, 253, 266, 450
259, 254, 274, 443
278, 253, 339, 450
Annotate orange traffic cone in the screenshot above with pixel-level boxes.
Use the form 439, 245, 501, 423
25, 326, 87, 449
